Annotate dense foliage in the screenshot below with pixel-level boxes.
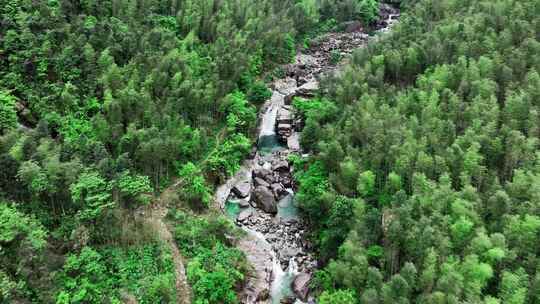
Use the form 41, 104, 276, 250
0, 0, 358, 301
56, 244, 176, 303
294, 0, 540, 302
171, 209, 248, 304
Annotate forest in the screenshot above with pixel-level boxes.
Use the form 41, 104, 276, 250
293, 0, 540, 303
0, 0, 539, 303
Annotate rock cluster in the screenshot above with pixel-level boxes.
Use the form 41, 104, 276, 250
228, 150, 316, 300
236, 207, 316, 272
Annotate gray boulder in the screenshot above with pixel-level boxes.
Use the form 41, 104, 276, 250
252, 186, 277, 214
253, 168, 273, 181
254, 177, 270, 188
287, 135, 301, 151
271, 183, 288, 199
297, 81, 318, 97
232, 181, 251, 198
272, 160, 289, 172
292, 273, 312, 301
278, 123, 292, 131
277, 108, 293, 125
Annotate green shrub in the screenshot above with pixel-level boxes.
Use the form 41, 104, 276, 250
178, 162, 212, 209
187, 243, 245, 304
247, 81, 272, 104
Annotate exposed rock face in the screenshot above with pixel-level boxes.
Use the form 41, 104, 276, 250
252, 186, 277, 214
293, 273, 312, 301
280, 296, 296, 304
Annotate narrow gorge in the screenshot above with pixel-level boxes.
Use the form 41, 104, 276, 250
215, 5, 400, 303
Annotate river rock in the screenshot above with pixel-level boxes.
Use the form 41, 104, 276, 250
280, 176, 293, 188
297, 76, 310, 87
297, 81, 318, 97
252, 186, 277, 214
277, 108, 293, 124
287, 134, 301, 151
232, 181, 251, 198
282, 104, 293, 110
237, 209, 253, 222
285, 64, 300, 77
278, 123, 292, 132
282, 247, 301, 261
272, 160, 289, 172
292, 273, 312, 301
254, 177, 270, 188
271, 183, 288, 199
253, 168, 273, 181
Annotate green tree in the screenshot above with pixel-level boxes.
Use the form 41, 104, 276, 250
0, 91, 17, 134
117, 171, 153, 207
178, 162, 212, 209
319, 289, 358, 304
70, 171, 115, 222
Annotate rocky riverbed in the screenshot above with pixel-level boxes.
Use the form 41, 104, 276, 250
214, 4, 400, 304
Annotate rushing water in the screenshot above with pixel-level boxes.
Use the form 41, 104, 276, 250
271, 258, 299, 304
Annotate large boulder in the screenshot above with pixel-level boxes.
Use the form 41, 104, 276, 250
296, 81, 319, 97
277, 108, 293, 125
278, 123, 292, 132
292, 273, 312, 301
271, 183, 288, 199
272, 160, 289, 172
254, 177, 270, 188
231, 181, 251, 198
252, 186, 277, 214
287, 134, 301, 151
253, 168, 273, 181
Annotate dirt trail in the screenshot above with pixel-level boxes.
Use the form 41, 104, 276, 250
142, 186, 192, 304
